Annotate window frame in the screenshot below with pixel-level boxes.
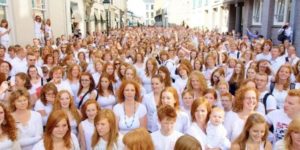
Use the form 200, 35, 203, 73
252, 0, 263, 25
32, 0, 47, 19
273, 0, 289, 25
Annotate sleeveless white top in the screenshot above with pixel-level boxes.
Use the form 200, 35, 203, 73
81, 119, 94, 150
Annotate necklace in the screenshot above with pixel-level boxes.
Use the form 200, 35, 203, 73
123, 102, 136, 129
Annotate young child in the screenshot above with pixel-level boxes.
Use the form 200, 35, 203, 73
181, 89, 194, 121
151, 105, 183, 150
206, 107, 230, 150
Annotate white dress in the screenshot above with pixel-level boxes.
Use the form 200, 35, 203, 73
32, 133, 80, 150
17, 111, 43, 150
113, 103, 147, 134
0, 27, 10, 48
80, 119, 94, 150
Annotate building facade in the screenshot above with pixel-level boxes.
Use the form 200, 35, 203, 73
0, 0, 127, 46
144, 0, 155, 26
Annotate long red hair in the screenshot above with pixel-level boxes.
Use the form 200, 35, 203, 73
44, 110, 72, 150
0, 103, 18, 141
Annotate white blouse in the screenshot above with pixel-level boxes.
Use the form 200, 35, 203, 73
32, 133, 80, 150
186, 122, 207, 150
97, 94, 117, 109
34, 100, 53, 126
113, 103, 147, 134
93, 134, 124, 150
142, 92, 159, 132
16, 111, 43, 150
80, 119, 94, 150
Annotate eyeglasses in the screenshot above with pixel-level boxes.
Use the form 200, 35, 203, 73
81, 79, 90, 82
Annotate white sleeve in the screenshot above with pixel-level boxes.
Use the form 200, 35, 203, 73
266, 95, 277, 111
34, 100, 45, 111
32, 140, 44, 150
138, 104, 147, 118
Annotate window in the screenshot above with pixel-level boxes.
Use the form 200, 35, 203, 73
32, 0, 47, 19
252, 0, 262, 25
274, 0, 290, 25
151, 12, 154, 18
0, 0, 7, 19
151, 4, 154, 10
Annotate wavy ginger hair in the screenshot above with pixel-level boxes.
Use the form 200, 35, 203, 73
92, 109, 119, 150
53, 90, 81, 124
0, 103, 18, 141
232, 86, 259, 112
284, 118, 300, 149
123, 128, 154, 150
44, 110, 72, 150
186, 71, 207, 96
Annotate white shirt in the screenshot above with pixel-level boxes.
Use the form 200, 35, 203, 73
113, 103, 147, 134
151, 130, 183, 150
54, 80, 74, 96
186, 122, 207, 150
140, 72, 152, 93
0, 137, 21, 150
10, 57, 27, 76
0, 27, 10, 48
256, 53, 272, 62
32, 133, 80, 150
270, 56, 286, 74
267, 109, 291, 143
174, 110, 190, 133
142, 92, 159, 132
258, 90, 277, 112
93, 134, 124, 150
206, 121, 230, 149
16, 111, 43, 150
272, 88, 288, 109
224, 111, 246, 141
80, 119, 94, 150
34, 100, 53, 126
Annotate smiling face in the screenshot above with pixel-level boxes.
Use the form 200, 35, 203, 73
243, 90, 257, 111
151, 78, 164, 93
278, 66, 291, 80
195, 104, 208, 123
183, 93, 194, 107
86, 103, 98, 120
249, 123, 266, 143
15, 96, 29, 110
59, 92, 71, 109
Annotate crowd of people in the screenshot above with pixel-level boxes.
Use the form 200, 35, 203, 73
0, 16, 300, 150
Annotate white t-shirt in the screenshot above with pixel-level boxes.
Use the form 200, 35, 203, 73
186, 122, 207, 150
113, 103, 147, 134
151, 130, 183, 150
174, 110, 190, 133
75, 89, 97, 108
0, 27, 10, 48
258, 90, 277, 112
0, 137, 21, 150
140, 72, 152, 93
267, 109, 291, 143
32, 133, 80, 150
272, 88, 288, 109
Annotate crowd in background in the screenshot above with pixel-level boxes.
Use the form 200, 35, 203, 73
0, 15, 300, 150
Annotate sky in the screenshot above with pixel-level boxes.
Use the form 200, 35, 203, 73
127, 0, 146, 18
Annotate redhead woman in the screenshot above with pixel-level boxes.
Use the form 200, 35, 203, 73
78, 99, 101, 150
158, 86, 190, 133
53, 90, 82, 135
186, 71, 208, 99
49, 66, 73, 95
66, 64, 81, 100
186, 97, 212, 150
9, 88, 43, 150
0, 103, 21, 149
113, 80, 147, 134
142, 75, 165, 132
224, 86, 260, 142
34, 83, 58, 126
91, 109, 124, 150
141, 57, 158, 93
32, 110, 80, 150
0, 19, 11, 48
96, 73, 117, 109
231, 113, 272, 150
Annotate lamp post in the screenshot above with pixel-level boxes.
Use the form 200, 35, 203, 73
103, 0, 110, 36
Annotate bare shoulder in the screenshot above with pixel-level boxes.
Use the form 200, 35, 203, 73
231, 143, 240, 150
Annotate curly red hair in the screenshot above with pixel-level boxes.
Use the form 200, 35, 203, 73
0, 103, 18, 141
